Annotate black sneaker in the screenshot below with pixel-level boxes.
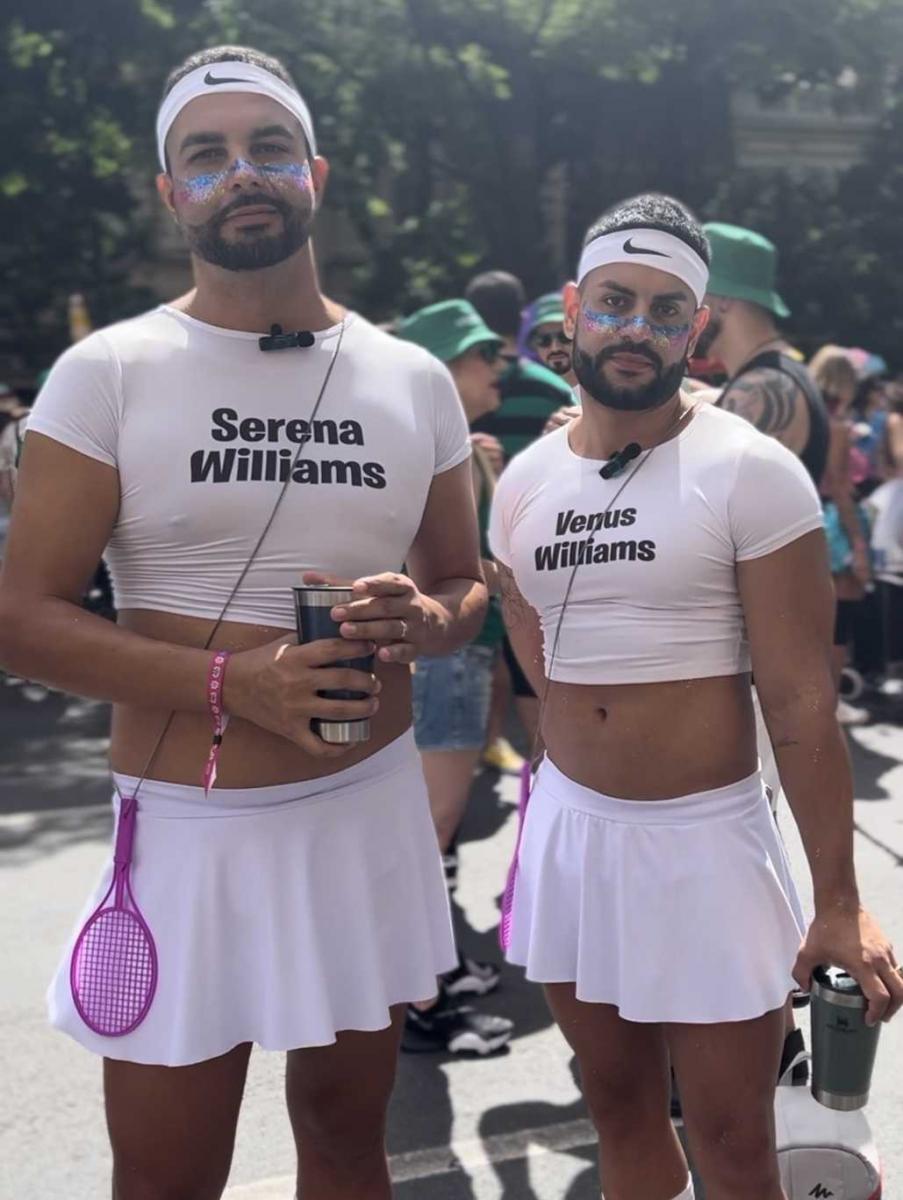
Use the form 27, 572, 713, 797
441, 952, 501, 997
778, 1026, 809, 1087
401, 993, 513, 1055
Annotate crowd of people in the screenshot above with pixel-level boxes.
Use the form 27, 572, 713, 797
1, 40, 903, 1200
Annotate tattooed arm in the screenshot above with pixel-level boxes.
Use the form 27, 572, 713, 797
497, 563, 546, 696
720, 367, 809, 457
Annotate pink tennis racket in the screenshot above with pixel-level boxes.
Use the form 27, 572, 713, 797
499, 761, 532, 952
70, 794, 157, 1036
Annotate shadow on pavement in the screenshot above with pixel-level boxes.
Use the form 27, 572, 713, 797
0, 689, 111, 813
0, 803, 111, 863
0, 691, 113, 862
479, 1059, 596, 1198
389, 766, 558, 1196
854, 820, 903, 867
847, 729, 903, 803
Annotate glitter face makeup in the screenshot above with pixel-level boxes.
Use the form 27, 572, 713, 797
175, 157, 315, 272
174, 160, 313, 206
572, 301, 695, 412
582, 307, 692, 354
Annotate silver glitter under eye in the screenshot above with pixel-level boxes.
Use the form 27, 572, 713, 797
174, 160, 312, 204
583, 308, 691, 350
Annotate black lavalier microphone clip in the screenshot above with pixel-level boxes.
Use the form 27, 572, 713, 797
599, 442, 642, 480
258, 324, 316, 352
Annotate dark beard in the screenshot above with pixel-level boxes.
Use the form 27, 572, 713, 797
573, 342, 688, 412
184, 194, 312, 272
694, 314, 722, 358
546, 353, 572, 377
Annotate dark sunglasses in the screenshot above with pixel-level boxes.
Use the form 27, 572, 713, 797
531, 330, 572, 350
477, 343, 503, 364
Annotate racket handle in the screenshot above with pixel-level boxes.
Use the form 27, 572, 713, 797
113, 795, 138, 867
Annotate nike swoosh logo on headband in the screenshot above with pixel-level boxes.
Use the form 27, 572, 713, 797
204, 71, 250, 85
623, 238, 670, 257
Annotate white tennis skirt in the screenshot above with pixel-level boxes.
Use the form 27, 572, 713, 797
506, 756, 806, 1024
48, 731, 456, 1066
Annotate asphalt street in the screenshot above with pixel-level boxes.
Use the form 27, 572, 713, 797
1, 685, 901, 1199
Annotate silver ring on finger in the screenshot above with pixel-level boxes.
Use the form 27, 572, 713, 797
399, 619, 409, 640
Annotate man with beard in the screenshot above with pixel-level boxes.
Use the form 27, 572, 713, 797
697, 223, 830, 489
490, 193, 901, 1200
523, 291, 578, 388
0, 47, 489, 1200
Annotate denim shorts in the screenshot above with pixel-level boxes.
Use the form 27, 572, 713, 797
412, 643, 495, 751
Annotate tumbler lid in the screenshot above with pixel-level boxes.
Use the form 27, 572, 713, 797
812, 965, 866, 1008
293, 584, 356, 607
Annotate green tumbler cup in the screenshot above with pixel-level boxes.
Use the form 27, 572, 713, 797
810, 965, 881, 1111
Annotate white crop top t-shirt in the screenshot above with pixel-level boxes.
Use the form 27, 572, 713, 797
27, 307, 471, 629
488, 403, 824, 685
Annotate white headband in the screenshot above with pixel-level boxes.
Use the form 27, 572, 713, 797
156, 62, 317, 171
576, 228, 709, 306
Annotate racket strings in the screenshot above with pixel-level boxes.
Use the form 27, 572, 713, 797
73, 909, 155, 1035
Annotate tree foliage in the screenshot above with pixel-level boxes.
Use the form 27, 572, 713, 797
2, 0, 902, 372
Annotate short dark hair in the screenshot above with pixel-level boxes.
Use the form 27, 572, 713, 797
465, 271, 527, 339
162, 46, 296, 100
583, 193, 710, 266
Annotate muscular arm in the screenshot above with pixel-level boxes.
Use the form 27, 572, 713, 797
740, 529, 903, 1019
720, 367, 808, 455
738, 530, 856, 905
497, 563, 545, 695
0, 432, 210, 708
405, 459, 488, 655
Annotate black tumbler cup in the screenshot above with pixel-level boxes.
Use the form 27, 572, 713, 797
293, 584, 374, 744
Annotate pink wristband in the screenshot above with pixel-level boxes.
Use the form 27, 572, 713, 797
202, 651, 231, 795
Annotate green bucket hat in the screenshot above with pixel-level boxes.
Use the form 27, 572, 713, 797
396, 299, 502, 363
703, 223, 790, 319
528, 292, 566, 333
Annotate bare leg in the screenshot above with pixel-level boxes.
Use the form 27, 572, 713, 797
421, 747, 482, 853
667, 1005, 787, 1200
286, 1008, 405, 1200
105, 1042, 251, 1199
545, 984, 688, 1200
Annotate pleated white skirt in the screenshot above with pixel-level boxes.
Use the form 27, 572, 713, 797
507, 756, 806, 1024
48, 730, 456, 1065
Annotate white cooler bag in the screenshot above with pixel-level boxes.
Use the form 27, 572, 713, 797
775, 1085, 882, 1200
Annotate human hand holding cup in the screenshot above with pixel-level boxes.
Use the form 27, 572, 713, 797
293, 579, 380, 745
301, 570, 429, 667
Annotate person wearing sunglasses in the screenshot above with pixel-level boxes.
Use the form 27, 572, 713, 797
524, 292, 577, 388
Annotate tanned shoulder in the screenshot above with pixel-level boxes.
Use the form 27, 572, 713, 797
720, 367, 803, 439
